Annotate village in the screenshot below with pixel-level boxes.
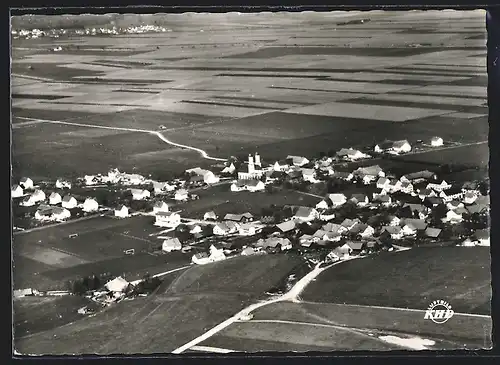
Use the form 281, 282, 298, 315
11, 136, 490, 308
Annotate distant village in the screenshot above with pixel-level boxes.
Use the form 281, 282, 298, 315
12, 136, 490, 306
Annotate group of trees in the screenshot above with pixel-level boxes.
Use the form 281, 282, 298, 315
132, 273, 162, 295
67, 274, 113, 295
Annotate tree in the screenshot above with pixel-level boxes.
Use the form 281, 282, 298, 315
478, 181, 490, 196
430, 203, 448, 226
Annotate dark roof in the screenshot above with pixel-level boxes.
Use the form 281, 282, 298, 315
425, 227, 442, 238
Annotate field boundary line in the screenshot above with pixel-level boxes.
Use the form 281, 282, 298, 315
300, 301, 491, 319
190, 346, 235, 353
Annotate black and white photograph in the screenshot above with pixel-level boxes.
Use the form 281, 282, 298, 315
11, 9, 492, 354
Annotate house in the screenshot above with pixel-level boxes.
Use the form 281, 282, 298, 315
333, 171, 354, 181
20, 177, 34, 190
443, 210, 464, 224
427, 180, 452, 192
213, 221, 239, 235
293, 206, 319, 222
186, 167, 220, 184
404, 203, 429, 216
287, 155, 309, 167
204, 211, 218, 221
245, 179, 266, 192
322, 222, 343, 234
162, 238, 182, 252
341, 218, 361, 232
153, 201, 169, 214
430, 136, 444, 147
84, 175, 99, 186
238, 223, 261, 236
425, 227, 442, 239
350, 194, 369, 207
418, 189, 436, 200
301, 168, 319, 183
11, 184, 23, 198
224, 212, 254, 223
381, 226, 404, 240
82, 198, 99, 212
388, 215, 401, 226
462, 181, 479, 192
386, 180, 402, 193
323, 231, 342, 242
354, 165, 385, 179
336, 148, 369, 161
222, 163, 236, 174
280, 238, 292, 251
299, 234, 314, 247
276, 220, 296, 233
48, 192, 62, 205
424, 196, 443, 207
336, 243, 353, 259
376, 177, 391, 190
325, 250, 341, 263
463, 192, 478, 205
346, 241, 364, 253
350, 223, 375, 238
31, 189, 46, 203
439, 187, 464, 202
153, 181, 176, 194
155, 212, 181, 228
319, 209, 336, 221
273, 160, 290, 172
120, 173, 145, 186
474, 229, 490, 246
400, 181, 414, 194
402, 218, 428, 232
316, 199, 330, 210
391, 140, 412, 154
189, 225, 202, 234
461, 238, 476, 247
130, 188, 150, 201
447, 200, 464, 211
328, 193, 347, 207
35, 206, 71, 222
313, 229, 329, 242
241, 246, 257, 256
192, 252, 211, 265
55, 179, 71, 189
61, 195, 78, 209
115, 205, 129, 218
466, 203, 489, 215
403, 170, 437, 183
208, 245, 226, 262
105, 277, 130, 293
174, 189, 189, 201
374, 194, 392, 207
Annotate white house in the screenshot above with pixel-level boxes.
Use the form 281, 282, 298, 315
446, 200, 464, 210
213, 221, 239, 236
337, 148, 369, 161
153, 201, 169, 214
20, 177, 34, 190
20, 195, 36, 207
461, 238, 476, 247
382, 226, 404, 240
293, 207, 319, 223
35, 206, 71, 222
376, 177, 391, 190
162, 237, 182, 252
11, 184, 23, 198
386, 180, 402, 193
114, 205, 129, 218
155, 211, 181, 228
442, 210, 464, 224
463, 192, 478, 205
319, 210, 336, 221
192, 252, 211, 265
391, 140, 412, 154
430, 136, 444, 147
61, 195, 78, 209
350, 223, 375, 238
328, 193, 347, 207
208, 245, 226, 262
316, 199, 330, 210
375, 194, 392, 207
273, 160, 290, 172
287, 155, 309, 167
174, 189, 189, 201
388, 215, 401, 226
82, 198, 99, 212
84, 175, 98, 186
130, 188, 150, 201
189, 225, 202, 234
246, 180, 266, 192
427, 180, 452, 192
400, 181, 414, 194
474, 229, 490, 246
55, 179, 71, 189
204, 211, 218, 221
238, 223, 261, 236
105, 277, 130, 293
222, 163, 236, 174
48, 192, 62, 205
153, 181, 175, 194
301, 168, 319, 183
186, 167, 220, 184
280, 238, 292, 251
350, 194, 369, 207
31, 189, 46, 203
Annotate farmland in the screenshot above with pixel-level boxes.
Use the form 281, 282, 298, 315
15, 254, 304, 354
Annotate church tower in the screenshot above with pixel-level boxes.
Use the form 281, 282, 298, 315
254, 153, 261, 168
248, 154, 255, 173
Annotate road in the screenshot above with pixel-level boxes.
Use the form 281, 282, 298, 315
171, 258, 357, 354
15, 116, 227, 162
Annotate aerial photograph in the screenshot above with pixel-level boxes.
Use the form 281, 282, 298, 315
11, 9, 491, 354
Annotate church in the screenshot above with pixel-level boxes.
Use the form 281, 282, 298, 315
238, 153, 266, 180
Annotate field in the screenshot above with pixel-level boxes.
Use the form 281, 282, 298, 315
301, 246, 491, 315
12, 215, 192, 290
15, 254, 304, 354
11, 11, 488, 181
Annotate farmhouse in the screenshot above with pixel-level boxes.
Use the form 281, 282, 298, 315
387, 215, 401, 226
224, 212, 254, 223
319, 209, 336, 221
82, 198, 99, 212
238, 223, 261, 236
55, 179, 72, 189
174, 189, 189, 201
461, 238, 476, 247
430, 136, 444, 147
293, 206, 319, 223
418, 189, 437, 200
11, 184, 23, 198
61, 195, 78, 209
350, 223, 375, 238
333, 171, 354, 181
341, 218, 362, 232
400, 181, 414, 194
346, 241, 365, 253
162, 238, 182, 252
241, 246, 257, 256
287, 155, 309, 167
190, 225, 202, 234
114, 205, 129, 218
316, 199, 330, 210
350, 194, 369, 207
105, 277, 130, 293
119, 173, 145, 185
20, 177, 34, 190
354, 165, 385, 179
447, 200, 465, 211
276, 220, 296, 233
323, 222, 343, 234
186, 167, 220, 184
84, 175, 99, 186
49, 192, 62, 205
222, 163, 236, 174
443, 210, 464, 224
35, 205, 71, 222
336, 148, 369, 161
192, 252, 210, 265
301, 168, 319, 183
153, 181, 175, 194
273, 160, 290, 172
231, 179, 265, 192
381, 226, 404, 240
213, 221, 239, 236
337, 244, 354, 259
204, 211, 218, 221
391, 140, 412, 154
403, 170, 437, 183
376, 177, 391, 190
328, 193, 347, 207
155, 212, 181, 228
130, 188, 150, 200
153, 201, 169, 214
31, 189, 46, 203
427, 180, 452, 192
299, 234, 314, 247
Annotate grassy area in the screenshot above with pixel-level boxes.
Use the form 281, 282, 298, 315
15, 254, 303, 354
301, 246, 491, 315
252, 301, 492, 349
14, 295, 95, 339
